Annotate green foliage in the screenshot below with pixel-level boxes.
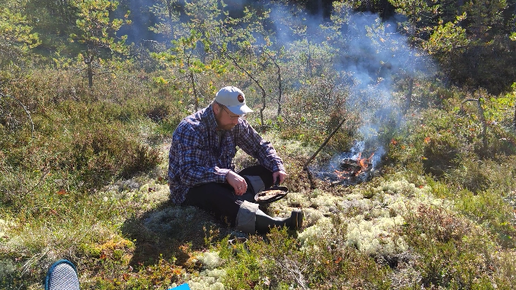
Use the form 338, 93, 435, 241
0, 67, 166, 205
67, 0, 130, 87
151, 0, 276, 113
455, 189, 516, 247
391, 0, 516, 94
68, 123, 161, 191
0, 7, 40, 50
221, 226, 391, 289
423, 13, 469, 55
400, 205, 505, 289
24, 0, 78, 56
483, 85, 516, 130
69, 0, 129, 51
0, 5, 40, 73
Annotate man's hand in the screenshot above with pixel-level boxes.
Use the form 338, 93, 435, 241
272, 170, 288, 185
226, 171, 248, 195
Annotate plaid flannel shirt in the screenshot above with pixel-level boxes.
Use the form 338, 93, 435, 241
168, 104, 285, 205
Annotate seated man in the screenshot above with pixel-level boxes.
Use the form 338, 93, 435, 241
168, 86, 302, 234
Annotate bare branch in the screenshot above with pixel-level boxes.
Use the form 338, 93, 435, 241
264, 50, 283, 117
225, 52, 267, 126
461, 97, 487, 151
0, 92, 35, 140
303, 118, 347, 189
277, 255, 309, 290
303, 118, 347, 171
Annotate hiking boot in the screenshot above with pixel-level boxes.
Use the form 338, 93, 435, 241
287, 209, 303, 231
255, 209, 304, 234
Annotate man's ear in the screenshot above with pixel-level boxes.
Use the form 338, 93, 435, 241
213, 102, 222, 114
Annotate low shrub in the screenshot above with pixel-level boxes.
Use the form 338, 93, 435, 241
400, 204, 502, 289
221, 223, 391, 289
69, 125, 161, 191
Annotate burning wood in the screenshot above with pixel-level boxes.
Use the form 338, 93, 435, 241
334, 152, 375, 181
311, 141, 384, 186
314, 150, 377, 186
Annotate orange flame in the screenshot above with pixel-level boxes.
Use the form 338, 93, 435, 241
334, 152, 375, 180
358, 152, 374, 170
334, 170, 348, 180
359, 158, 367, 169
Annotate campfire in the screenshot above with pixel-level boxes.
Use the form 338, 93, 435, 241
302, 119, 385, 187
334, 152, 374, 180
312, 142, 383, 186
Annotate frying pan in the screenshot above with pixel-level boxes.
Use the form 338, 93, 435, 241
254, 184, 288, 204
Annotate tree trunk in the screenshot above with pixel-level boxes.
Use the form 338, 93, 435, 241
513, 105, 516, 129
85, 54, 95, 88
87, 62, 93, 88
189, 70, 199, 111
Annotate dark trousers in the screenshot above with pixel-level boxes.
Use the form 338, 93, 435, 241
182, 165, 274, 226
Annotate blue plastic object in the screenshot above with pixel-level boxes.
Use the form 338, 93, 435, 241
169, 283, 190, 290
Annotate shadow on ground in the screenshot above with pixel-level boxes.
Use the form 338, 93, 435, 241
121, 201, 234, 267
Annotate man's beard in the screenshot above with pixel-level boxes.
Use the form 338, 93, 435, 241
215, 110, 236, 131
218, 123, 235, 130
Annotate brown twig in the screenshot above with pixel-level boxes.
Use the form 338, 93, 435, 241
303, 118, 347, 170
264, 50, 283, 117
513, 102, 516, 129
225, 53, 267, 127
0, 92, 35, 140
303, 118, 346, 188
461, 97, 487, 151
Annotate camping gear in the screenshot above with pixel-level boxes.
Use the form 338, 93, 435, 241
254, 184, 288, 204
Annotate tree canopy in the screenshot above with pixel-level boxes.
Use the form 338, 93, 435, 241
1, 0, 514, 95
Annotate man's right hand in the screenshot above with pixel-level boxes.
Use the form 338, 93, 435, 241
226, 171, 248, 195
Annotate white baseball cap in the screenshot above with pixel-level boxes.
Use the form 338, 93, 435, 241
215, 86, 253, 115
